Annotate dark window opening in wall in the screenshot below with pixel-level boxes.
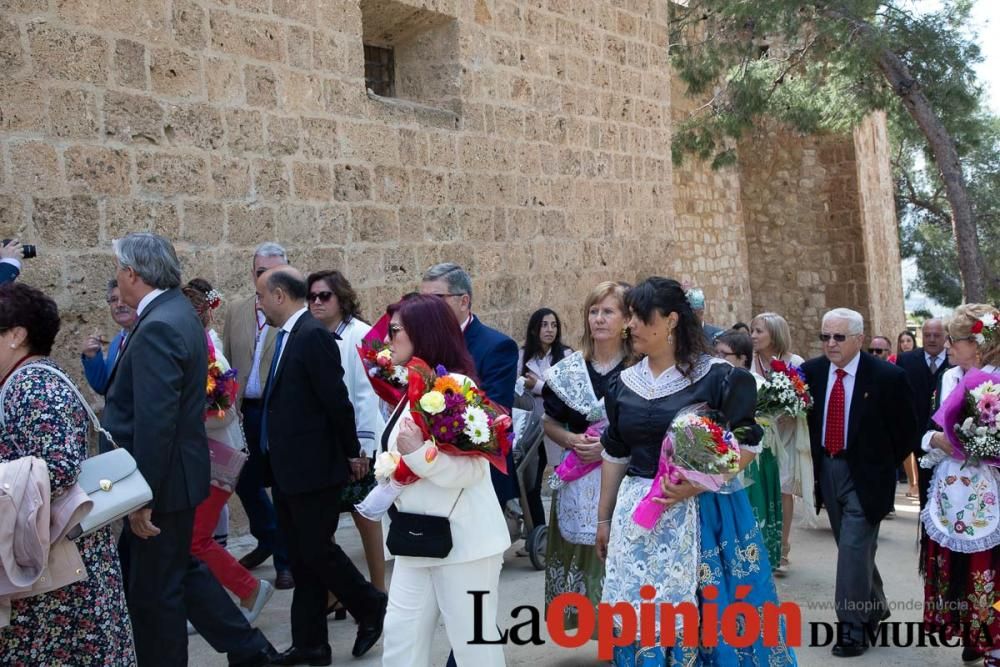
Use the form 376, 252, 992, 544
359, 0, 461, 115
364, 44, 395, 97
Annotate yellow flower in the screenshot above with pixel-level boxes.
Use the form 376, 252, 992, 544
206, 376, 216, 394
419, 390, 447, 415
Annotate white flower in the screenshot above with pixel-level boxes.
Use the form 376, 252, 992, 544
962, 416, 975, 432
376, 348, 392, 362
463, 405, 489, 427
976, 333, 987, 346
373, 451, 401, 481
392, 366, 408, 384
982, 313, 997, 328
464, 422, 490, 444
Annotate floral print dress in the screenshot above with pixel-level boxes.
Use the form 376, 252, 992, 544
0, 360, 136, 666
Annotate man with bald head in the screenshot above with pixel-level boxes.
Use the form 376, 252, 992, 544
255, 267, 387, 665
895, 318, 951, 507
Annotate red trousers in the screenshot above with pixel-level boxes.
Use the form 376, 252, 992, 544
192, 485, 257, 600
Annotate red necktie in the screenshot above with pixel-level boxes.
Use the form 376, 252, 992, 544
825, 368, 847, 456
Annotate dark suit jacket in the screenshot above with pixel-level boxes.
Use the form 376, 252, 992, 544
895, 348, 951, 448
0, 262, 19, 284
81, 329, 126, 395
102, 289, 210, 513
464, 315, 519, 503
802, 352, 918, 524
264, 310, 361, 495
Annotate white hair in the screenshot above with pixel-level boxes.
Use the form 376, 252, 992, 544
822, 308, 864, 335
253, 242, 287, 262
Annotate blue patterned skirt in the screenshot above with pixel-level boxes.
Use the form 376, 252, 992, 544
613, 489, 797, 666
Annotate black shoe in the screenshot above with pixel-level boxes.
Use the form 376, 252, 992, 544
962, 646, 984, 663
229, 643, 279, 667
274, 570, 295, 590
325, 600, 348, 621
352, 592, 388, 658
269, 645, 331, 666
239, 546, 272, 570
831, 640, 868, 658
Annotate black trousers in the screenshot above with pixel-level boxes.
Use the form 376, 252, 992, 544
274, 485, 381, 649
128, 507, 269, 666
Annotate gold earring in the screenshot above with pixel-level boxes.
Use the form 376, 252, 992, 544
620, 326, 630, 339
667, 330, 674, 345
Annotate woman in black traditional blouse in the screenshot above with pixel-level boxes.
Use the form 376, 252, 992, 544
595, 277, 796, 666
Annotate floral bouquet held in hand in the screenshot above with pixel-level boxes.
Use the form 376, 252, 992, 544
206, 347, 238, 419
355, 358, 513, 520
755, 359, 812, 422
358, 337, 409, 406
633, 405, 742, 530
934, 367, 1000, 468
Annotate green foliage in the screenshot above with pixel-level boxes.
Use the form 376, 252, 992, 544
669, 0, 984, 165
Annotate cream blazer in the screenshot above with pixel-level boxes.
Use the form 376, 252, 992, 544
222, 294, 278, 404
383, 392, 511, 568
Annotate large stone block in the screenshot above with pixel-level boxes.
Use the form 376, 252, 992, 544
291, 161, 332, 202
252, 158, 290, 200
225, 109, 266, 154
165, 103, 225, 150
114, 40, 147, 90
33, 195, 101, 249
56, 0, 170, 41
104, 91, 165, 144
105, 197, 180, 240
205, 56, 243, 104
245, 65, 277, 109
1, 18, 26, 77
265, 114, 300, 156
135, 150, 208, 196
333, 164, 370, 202
287, 26, 313, 69
27, 23, 108, 83
65, 145, 131, 195
279, 71, 324, 114
0, 80, 47, 132
227, 203, 275, 245
350, 206, 398, 243
47, 88, 98, 139
301, 117, 339, 158
210, 156, 252, 200
273, 0, 316, 23
0, 194, 28, 236
180, 200, 225, 244
210, 10, 286, 63
150, 48, 203, 99
317, 204, 349, 241
173, 0, 208, 49
275, 204, 318, 245
10, 141, 63, 196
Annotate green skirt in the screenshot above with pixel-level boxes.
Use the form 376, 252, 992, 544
743, 445, 783, 570
544, 491, 605, 634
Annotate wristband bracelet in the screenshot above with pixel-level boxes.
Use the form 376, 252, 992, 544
597, 519, 612, 524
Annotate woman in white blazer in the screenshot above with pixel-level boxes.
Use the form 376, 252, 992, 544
379, 294, 509, 667
307, 271, 388, 598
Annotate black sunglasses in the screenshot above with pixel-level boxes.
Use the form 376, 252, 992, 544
308, 290, 334, 303
868, 348, 889, 355
819, 333, 849, 342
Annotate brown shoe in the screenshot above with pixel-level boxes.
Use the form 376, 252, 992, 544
274, 570, 295, 590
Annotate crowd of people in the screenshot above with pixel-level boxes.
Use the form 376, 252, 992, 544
0, 232, 997, 667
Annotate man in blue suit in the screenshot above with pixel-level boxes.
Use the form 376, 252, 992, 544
80, 278, 137, 394
0, 239, 24, 284
420, 263, 520, 505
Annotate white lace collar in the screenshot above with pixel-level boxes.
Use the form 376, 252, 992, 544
620, 354, 727, 400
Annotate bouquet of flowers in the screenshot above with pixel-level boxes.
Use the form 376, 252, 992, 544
933, 367, 1000, 468
755, 359, 812, 420
358, 337, 409, 405
633, 405, 742, 529
355, 358, 513, 519
206, 346, 238, 419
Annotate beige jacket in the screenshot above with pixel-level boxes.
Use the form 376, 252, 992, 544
222, 294, 278, 404
0, 456, 93, 626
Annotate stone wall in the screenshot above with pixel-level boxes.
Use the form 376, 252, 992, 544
738, 113, 905, 358
0, 0, 904, 390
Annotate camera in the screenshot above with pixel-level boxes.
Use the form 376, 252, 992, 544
1, 239, 37, 259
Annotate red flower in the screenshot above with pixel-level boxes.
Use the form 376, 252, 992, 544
770, 359, 787, 372
971, 319, 984, 334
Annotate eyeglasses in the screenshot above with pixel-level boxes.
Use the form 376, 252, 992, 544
388, 323, 404, 340
308, 291, 334, 303
868, 348, 889, 355
947, 335, 975, 345
819, 333, 849, 343
107, 296, 122, 305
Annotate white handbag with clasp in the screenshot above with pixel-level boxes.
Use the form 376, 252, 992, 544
0, 363, 153, 540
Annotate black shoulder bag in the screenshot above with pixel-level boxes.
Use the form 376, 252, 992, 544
381, 398, 464, 558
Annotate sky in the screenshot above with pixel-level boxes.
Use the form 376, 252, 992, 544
902, 0, 997, 315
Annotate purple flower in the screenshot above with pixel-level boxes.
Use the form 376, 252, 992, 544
436, 364, 448, 377
954, 520, 967, 533
444, 392, 467, 410
984, 492, 996, 506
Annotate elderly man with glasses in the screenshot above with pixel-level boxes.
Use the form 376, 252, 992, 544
80, 278, 137, 395
221, 242, 294, 590
800, 308, 918, 658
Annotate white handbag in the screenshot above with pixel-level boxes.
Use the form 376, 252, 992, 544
0, 363, 153, 540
